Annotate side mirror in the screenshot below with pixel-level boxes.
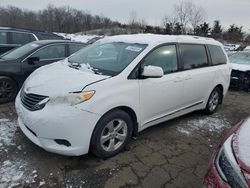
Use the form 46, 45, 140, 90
142, 65, 164, 78
27, 57, 40, 65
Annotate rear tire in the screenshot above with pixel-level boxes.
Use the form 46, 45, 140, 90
0, 76, 17, 104
204, 87, 222, 115
90, 109, 133, 159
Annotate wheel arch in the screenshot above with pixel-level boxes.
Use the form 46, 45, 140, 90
92, 106, 139, 139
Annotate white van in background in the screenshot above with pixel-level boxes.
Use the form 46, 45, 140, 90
15, 34, 231, 158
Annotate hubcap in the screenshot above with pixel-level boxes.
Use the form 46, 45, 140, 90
0, 80, 13, 99
208, 91, 219, 112
100, 119, 128, 152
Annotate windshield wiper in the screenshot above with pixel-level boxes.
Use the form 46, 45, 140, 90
68, 60, 102, 75
68, 62, 81, 69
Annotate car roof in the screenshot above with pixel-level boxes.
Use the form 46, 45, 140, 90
0, 27, 63, 38
0, 26, 52, 34
32, 40, 87, 45
101, 34, 221, 47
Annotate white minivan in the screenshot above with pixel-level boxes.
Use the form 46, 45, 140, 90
15, 34, 231, 158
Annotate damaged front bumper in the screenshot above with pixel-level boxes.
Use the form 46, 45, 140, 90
15, 92, 101, 156
230, 70, 250, 91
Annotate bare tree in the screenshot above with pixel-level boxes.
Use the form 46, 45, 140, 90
162, 15, 178, 34
128, 10, 138, 26
0, 5, 118, 33
174, 0, 192, 32
189, 5, 206, 30
173, 0, 206, 33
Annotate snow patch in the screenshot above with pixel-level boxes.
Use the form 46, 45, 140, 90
55, 33, 99, 43
0, 159, 37, 187
0, 118, 17, 148
39, 180, 45, 187
231, 63, 250, 72
0, 160, 24, 187
177, 116, 230, 136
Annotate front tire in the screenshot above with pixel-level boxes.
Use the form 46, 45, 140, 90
204, 87, 222, 115
90, 109, 133, 159
0, 76, 17, 104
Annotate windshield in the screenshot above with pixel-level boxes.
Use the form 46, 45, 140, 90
229, 52, 250, 65
68, 42, 147, 76
1, 43, 41, 60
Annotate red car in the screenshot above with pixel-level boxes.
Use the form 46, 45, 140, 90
204, 117, 250, 188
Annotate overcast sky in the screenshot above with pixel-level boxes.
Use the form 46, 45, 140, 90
1, 0, 250, 32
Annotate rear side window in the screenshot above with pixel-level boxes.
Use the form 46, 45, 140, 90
31, 44, 66, 60
0, 31, 7, 44
144, 45, 178, 74
208, 45, 227, 65
180, 44, 208, 70
69, 44, 86, 55
12, 32, 33, 45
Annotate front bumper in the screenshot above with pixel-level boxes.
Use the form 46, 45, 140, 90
230, 70, 250, 90
16, 93, 101, 156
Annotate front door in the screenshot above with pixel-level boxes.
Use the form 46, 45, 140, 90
139, 44, 184, 128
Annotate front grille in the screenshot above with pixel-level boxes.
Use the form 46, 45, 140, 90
20, 89, 48, 111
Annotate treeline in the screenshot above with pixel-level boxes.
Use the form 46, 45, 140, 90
126, 1, 249, 44
0, 5, 120, 33
0, 2, 249, 44
141, 21, 248, 44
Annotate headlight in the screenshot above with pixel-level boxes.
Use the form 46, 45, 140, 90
215, 135, 248, 188
50, 91, 95, 106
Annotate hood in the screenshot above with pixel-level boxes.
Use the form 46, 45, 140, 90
24, 60, 110, 96
231, 63, 250, 72
232, 118, 250, 184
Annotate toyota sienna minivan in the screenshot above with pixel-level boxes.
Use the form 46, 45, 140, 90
15, 34, 231, 158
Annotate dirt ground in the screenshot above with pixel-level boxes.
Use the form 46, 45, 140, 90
0, 90, 249, 188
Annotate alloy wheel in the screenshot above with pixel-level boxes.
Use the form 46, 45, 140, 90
100, 119, 128, 152
0, 80, 14, 100
208, 90, 219, 112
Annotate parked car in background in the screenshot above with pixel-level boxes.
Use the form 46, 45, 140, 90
204, 117, 250, 188
0, 40, 86, 103
229, 51, 250, 90
15, 34, 231, 158
0, 27, 64, 55
224, 44, 240, 51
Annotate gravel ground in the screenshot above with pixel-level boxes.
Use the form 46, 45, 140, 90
0, 90, 249, 188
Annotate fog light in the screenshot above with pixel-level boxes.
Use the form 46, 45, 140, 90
54, 139, 71, 147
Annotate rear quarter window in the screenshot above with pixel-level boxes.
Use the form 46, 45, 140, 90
208, 45, 227, 65
12, 32, 33, 45
180, 44, 208, 70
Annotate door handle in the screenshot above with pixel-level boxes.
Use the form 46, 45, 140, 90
174, 77, 182, 82
184, 75, 192, 80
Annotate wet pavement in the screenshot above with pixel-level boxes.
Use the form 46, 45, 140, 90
0, 91, 249, 188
